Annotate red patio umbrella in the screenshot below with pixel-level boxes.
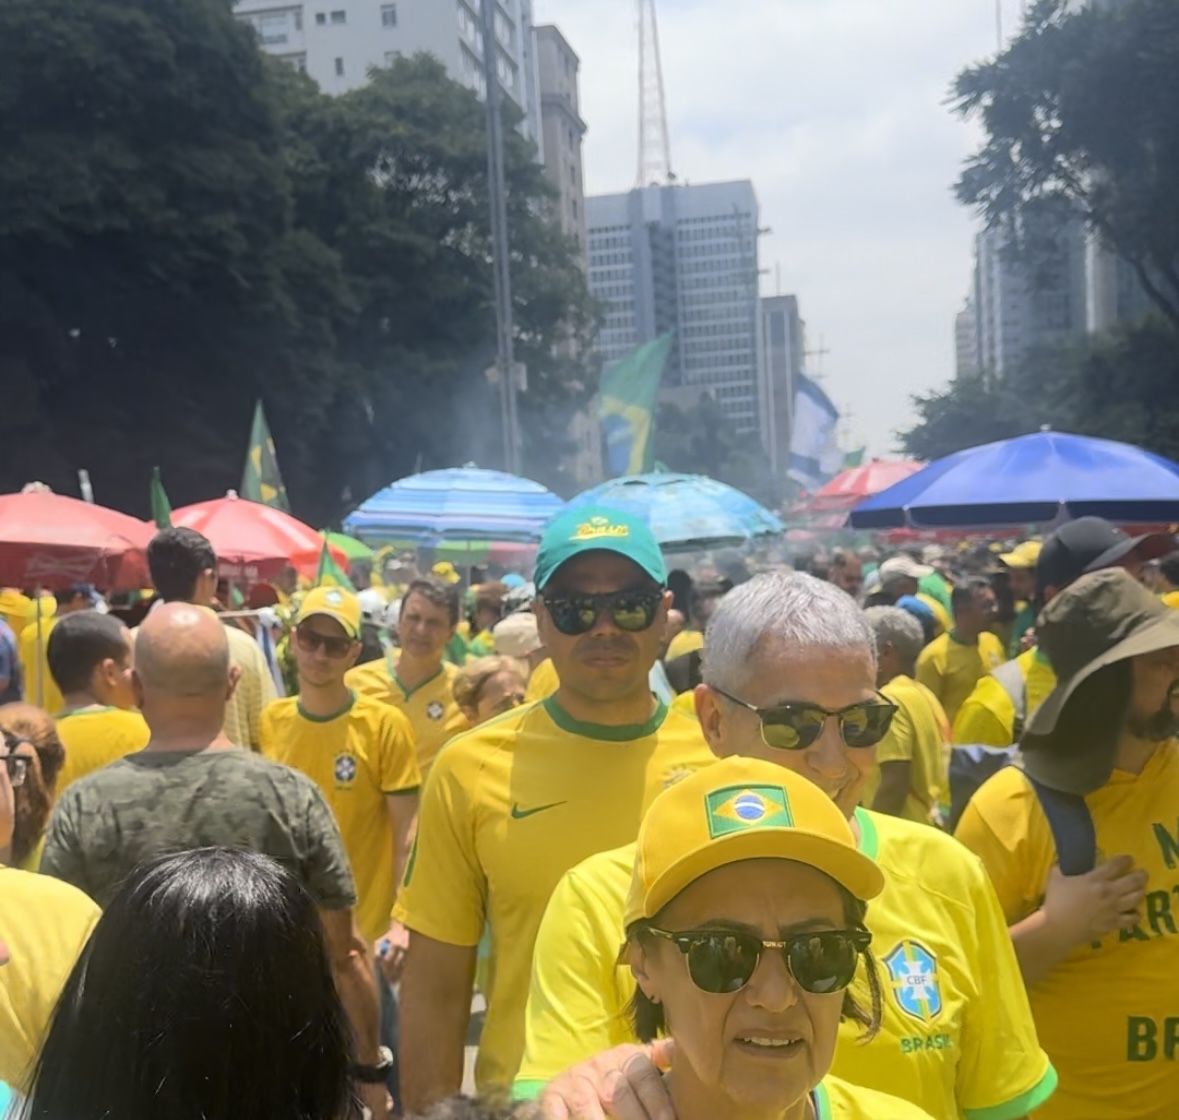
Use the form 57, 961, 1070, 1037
811, 460, 924, 514
171, 493, 349, 585
0, 491, 153, 590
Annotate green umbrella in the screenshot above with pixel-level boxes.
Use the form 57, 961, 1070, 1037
320, 531, 375, 562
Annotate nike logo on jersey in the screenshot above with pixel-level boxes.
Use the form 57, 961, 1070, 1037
510, 801, 568, 820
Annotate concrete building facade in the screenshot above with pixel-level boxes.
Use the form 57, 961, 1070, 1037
761, 296, 806, 479
586, 181, 766, 441
234, 0, 543, 150
955, 297, 979, 378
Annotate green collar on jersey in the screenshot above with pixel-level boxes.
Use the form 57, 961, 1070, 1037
543, 696, 668, 742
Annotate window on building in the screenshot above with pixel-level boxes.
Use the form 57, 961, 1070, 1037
315, 11, 326, 24
381, 4, 397, 27
334, 56, 344, 75
330, 9, 345, 23
293, 7, 303, 30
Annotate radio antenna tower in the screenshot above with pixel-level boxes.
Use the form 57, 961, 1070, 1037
636, 0, 675, 188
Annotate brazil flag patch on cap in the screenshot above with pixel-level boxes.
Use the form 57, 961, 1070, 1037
706, 784, 794, 839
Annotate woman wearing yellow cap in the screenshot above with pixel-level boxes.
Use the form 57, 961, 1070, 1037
622, 757, 935, 1120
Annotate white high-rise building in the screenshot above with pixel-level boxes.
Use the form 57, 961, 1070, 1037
955, 298, 979, 378
586, 181, 766, 441
234, 0, 543, 151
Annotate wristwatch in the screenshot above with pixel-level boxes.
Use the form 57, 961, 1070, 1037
351, 1046, 394, 1084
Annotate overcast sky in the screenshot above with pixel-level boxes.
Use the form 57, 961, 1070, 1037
534, 0, 1025, 454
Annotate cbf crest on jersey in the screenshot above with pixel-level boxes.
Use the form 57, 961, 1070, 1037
426, 701, 445, 721
884, 940, 943, 1022
334, 754, 358, 785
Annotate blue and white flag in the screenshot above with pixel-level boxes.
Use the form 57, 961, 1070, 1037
788, 374, 842, 491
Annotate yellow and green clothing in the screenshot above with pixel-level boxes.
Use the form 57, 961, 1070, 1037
665, 627, 705, 661
55, 706, 151, 793
916, 631, 1006, 726
260, 692, 420, 943
523, 657, 560, 703
951, 649, 1056, 748
956, 743, 1179, 1120
394, 696, 713, 1092
19, 613, 62, 714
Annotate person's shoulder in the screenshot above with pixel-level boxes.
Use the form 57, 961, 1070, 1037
346, 657, 391, 688
819, 1074, 938, 1119
0, 866, 101, 924
436, 699, 534, 760
353, 691, 413, 733
224, 624, 266, 664
864, 809, 989, 894
566, 841, 637, 899
881, 674, 920, 705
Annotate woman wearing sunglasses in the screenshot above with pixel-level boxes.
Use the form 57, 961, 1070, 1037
623, 756, 934, 1120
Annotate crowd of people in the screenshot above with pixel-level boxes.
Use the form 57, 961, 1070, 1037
1, 506, 1177, 1119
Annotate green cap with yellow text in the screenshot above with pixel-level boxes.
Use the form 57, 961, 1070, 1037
534, 505, 666, 591
298, 585, 362, 639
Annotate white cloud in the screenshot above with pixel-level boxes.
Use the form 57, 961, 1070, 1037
534, 0, 1021, 453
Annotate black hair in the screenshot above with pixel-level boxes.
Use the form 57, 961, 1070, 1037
1160, 551, 1179, 588
1021, 658, 1132, 761
626, 884, 883, 1045
951, 577, 993, 615
46, 611, 130, 695
401, 578, 461, 627
147, 527, 217, 603
21, 848, 356, 1120
53, 587, 87, 608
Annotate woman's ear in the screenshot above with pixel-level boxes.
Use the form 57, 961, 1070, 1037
627, 936, 661, 1003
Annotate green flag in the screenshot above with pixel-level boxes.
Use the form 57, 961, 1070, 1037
599, 334, 673, 476
150, 466, 173, 530
316, 542, 355, 591
241, 401, 290, 511
843, 448, 867, 470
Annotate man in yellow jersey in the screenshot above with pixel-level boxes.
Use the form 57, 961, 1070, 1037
146, 528, 276, 750
0, 722, 101, 1094
346, 578, 468, 778
517, 572, 1055, 1120
916, 578, 1005, 725
861, 606, 951, 827
20, 586, 92, 714
260, 586, 420, 950
47, 612, 150, 792
957, 569, 1179, 1120
999, 541, 1042, 657
395, 506, 714, 1110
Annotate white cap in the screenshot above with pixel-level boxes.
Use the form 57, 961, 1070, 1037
878, 556, 934, 586
493, 611, 542, 658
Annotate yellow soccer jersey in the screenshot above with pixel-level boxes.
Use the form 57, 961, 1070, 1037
956, 744, 1179, 1120
665, 628, 704, 661
345, 655, 468, 777
816, 1076, 939, 1119
394, 697, 713, 1092
671, 689, 698, 719
951, 649, 1057, 748
524, 656, 559, 703
514, 810, 1055, 1120
260, 692, 420, 943
861, 675, 951, 827
19, 615, 62, 714
916, 631, 1006, 726
55, 707, 151, 792
0, 868, 101, 1092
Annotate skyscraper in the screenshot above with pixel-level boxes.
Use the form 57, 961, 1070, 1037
955, 298, 979, 378
233, 0, 543, 151
586, 181, 765, 439
761, 296, 806, 478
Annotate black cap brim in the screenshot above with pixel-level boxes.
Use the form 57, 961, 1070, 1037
1084, 532, 1174, 575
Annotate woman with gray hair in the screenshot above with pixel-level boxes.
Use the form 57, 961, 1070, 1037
859, 607, 952, 827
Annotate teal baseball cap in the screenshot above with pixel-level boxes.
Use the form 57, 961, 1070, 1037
534, 506, 667, 591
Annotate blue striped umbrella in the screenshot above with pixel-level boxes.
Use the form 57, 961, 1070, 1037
343, 468, 564, 546
567, 473, 783, 552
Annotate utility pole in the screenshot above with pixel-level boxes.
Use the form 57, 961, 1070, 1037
481, 0, 521, 475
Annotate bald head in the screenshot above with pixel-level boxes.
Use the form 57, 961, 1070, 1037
136, 604, 231, 698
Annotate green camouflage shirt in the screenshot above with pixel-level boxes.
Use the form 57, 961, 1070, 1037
42, 749, 357, 911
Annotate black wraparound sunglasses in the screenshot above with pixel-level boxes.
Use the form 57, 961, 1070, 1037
295, 626, 354, 659
713, 688, 897, 752
646, 927, 871, 995
541, 588, 664, 637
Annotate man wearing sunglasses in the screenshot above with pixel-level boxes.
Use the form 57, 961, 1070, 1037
515, 571, 1055, 1120
395, 506, 714, 1112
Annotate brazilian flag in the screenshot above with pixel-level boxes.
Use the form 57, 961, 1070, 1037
150, 466, 173, 530
316, 542, 355, 592
599, 334, 673, 477
241, 401, 290, 512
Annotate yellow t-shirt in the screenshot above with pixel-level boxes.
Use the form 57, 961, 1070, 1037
916, 631, 1006, 726
19, 614, 62, 714
394, 697, 713, 1092
955, 744, 1179, 1120
665, 628, 704, 661
260, 692, 420, 942
951, 649, 1057, 749
524, 657, 560, 703
55, 707, 151, 792
0, 867, 101, 1092
861, 675, 951, 827
1162, 590, 1179, 610
514, 810, 1055, 1120
816, 1076, 939, 1119
670, 689, 698, 720
346, 656, 468, 777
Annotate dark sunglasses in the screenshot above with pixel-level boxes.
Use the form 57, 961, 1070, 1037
1, 754, 31, 787
647, 927, 871, 995
541, 588, 663, 637
295, 626, 354, 659
713, 688, 897, 752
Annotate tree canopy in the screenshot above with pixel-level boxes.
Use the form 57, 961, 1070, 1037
0, 0, 596, 524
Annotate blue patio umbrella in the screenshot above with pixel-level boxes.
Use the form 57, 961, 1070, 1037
850, 431, 1179, 530
344, 468, 564, 546
567, 472, 783, 552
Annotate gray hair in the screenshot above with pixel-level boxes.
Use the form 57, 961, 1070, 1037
862, 606, 925, 671
703, 571, 876, 694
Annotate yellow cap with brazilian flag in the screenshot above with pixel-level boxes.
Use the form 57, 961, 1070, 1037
298, 586, 362, 639
624, 757, 884, 925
